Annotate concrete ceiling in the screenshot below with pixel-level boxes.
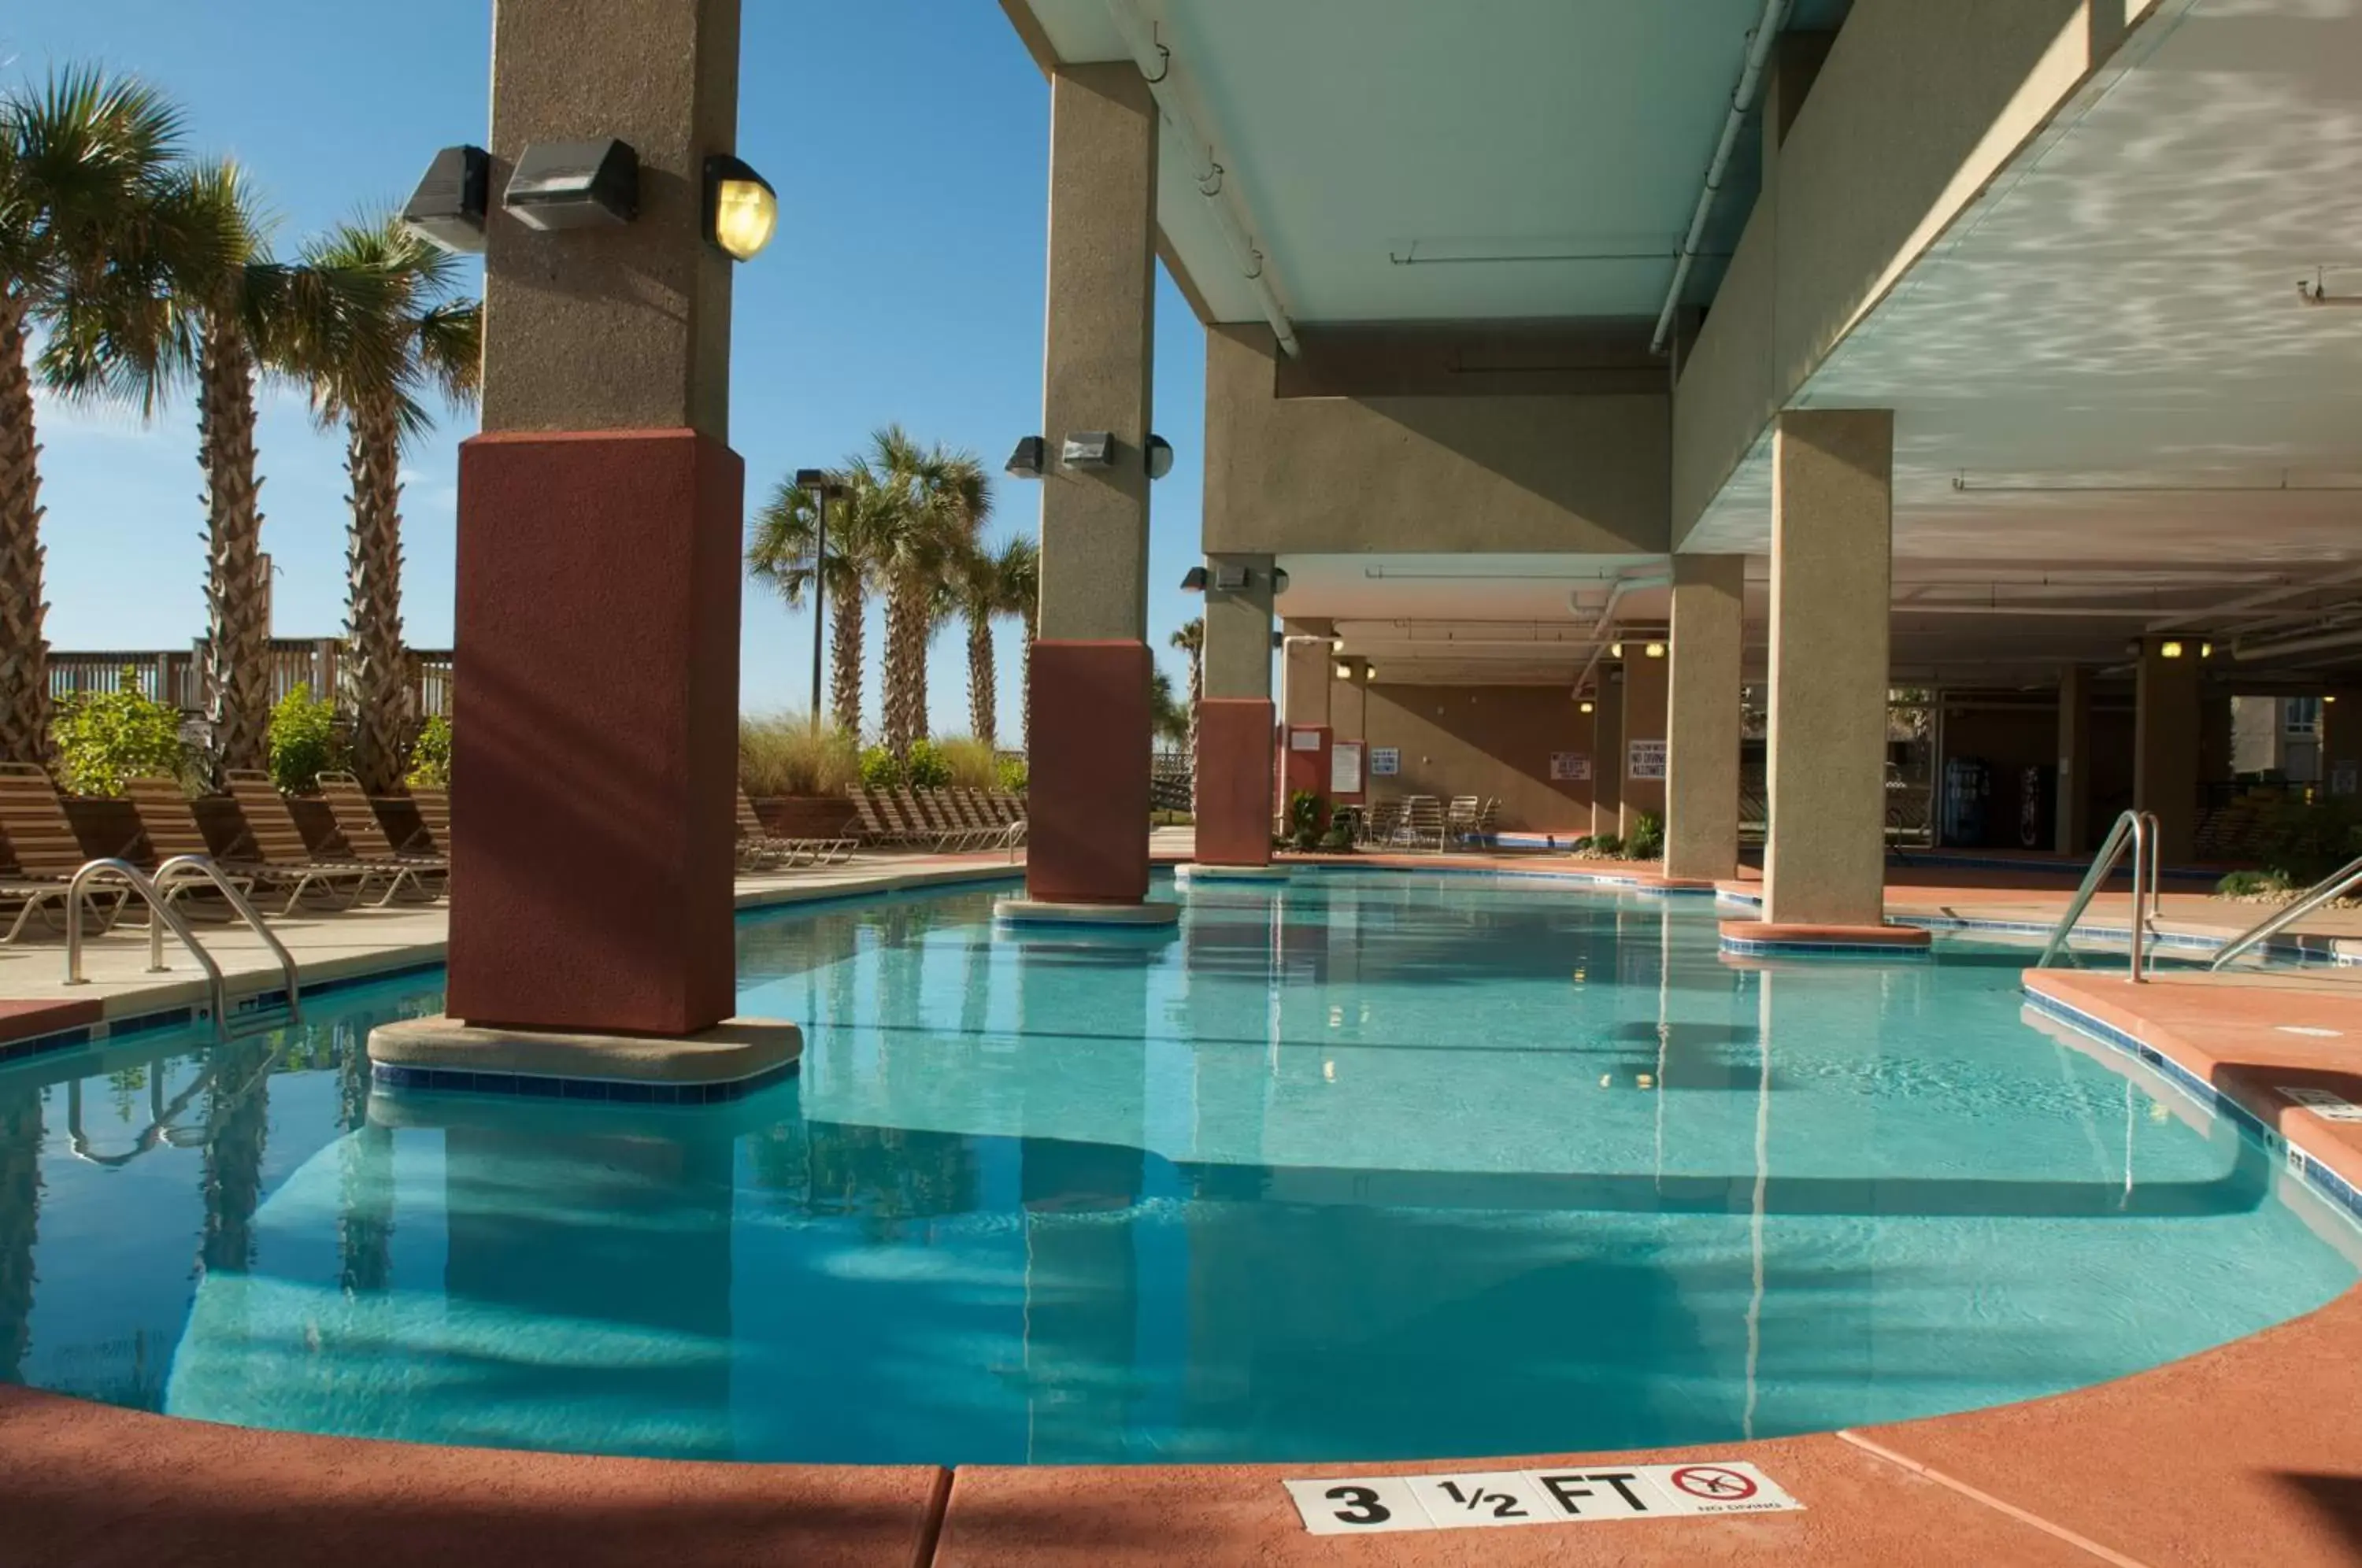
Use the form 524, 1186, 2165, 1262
1022, 0, 1774, 323
1685, 0, 2362, 679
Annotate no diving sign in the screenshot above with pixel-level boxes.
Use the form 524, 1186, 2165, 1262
1283, 1460, 1801, 1537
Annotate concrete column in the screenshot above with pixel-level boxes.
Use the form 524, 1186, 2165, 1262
1764, 410, 1893, 930
1665, 556, 1744, 881
1278, 623, 1334, 824
2199, 691, 2233, 785
1590, 671, 1623, 839
2057, 664, 2091, 855
1196, 554, 1274, 867
2133, 638, 2201, 864
448, 0, 743, 1035
1619, 645, 1669, 840
1025, 61, 1157, 906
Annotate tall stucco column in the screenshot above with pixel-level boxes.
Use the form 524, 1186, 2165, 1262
1196, 554, 1275, 866
1664, 556, 1744, 881
446, 0, 743, 1035
2134, 638, 2201, 864
1278, 626, 1335, 824
1620, 647, 1669, 840
2323, 689, 2362, 796
1025, 62, 1157, 907
1590, 672, 1623, 839
2057, 664, 2091, 855
1763, 410, 1894, 931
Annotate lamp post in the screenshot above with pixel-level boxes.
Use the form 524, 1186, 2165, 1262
794, 469, 846, 732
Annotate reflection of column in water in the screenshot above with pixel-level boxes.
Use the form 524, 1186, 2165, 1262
442, 1119, 736, 1458
0, 1075, 39, 1381
1655, 904, 1672, 1185
1017, 930, 1149, 1463
201, 1038, 275, 1278
1745, 971, 1774, 1439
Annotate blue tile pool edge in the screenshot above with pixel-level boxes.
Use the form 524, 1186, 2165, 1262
2022, 986, 2362, 1236
370, 1055, 800, 1105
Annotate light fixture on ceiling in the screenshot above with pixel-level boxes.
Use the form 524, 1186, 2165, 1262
1330, 637, 1344, 653
1364, 666, 1377, 681
1609, 642, 1624, 659
1579, 701, 1595, 715
504, 139, 639, 230
2201, 641, 2214, 659
1334, 661, 1351, 679
704, 154, 777, 261
2160, 639, 2186, 659
1645, 642, 1667, 659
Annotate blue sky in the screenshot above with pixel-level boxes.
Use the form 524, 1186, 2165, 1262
2, 0, 1210, 738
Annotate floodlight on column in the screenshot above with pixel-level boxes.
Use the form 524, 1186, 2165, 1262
503, 139, 639, 230
1005, 437, 1045, 479
1061, 431, 1115, 470
1179, 567, 1209, 593
704, 155, 777, 261
401, 145, 490, 254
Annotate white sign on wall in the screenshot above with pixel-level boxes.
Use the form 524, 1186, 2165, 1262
1549, 752, 1592, 782
1289, 728, 1323, 753
1331, 742, 1364, 795
1369, 746, 1401, 777
1627, 738, 1668, 781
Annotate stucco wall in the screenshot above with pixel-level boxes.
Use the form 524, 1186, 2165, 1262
1205, 327, 1670, 557
1673, 0, 2116, 541
1358, 683, 1600, 834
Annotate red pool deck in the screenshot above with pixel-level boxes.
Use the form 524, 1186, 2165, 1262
4, 851, 2360, 1564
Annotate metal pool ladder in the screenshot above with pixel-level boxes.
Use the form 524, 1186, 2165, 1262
2206, 850, 2362, 971
61, 855, 304, 1043
2037, 810, 2162, 982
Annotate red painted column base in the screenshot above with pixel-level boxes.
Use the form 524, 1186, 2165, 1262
1196, 698, 1275, 866
1026, 639, 1151, 904
446, 429, 742, 1036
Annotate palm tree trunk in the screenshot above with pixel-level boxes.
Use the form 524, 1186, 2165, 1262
1187, 649, 1204, 816
198, 316, 271, 779
1020, 609, 1038, 760
0, 296, 53, 765
342, 392, 410, 793
967, 612, 996, 749
830, 582, 864, 740
883, 577, 929, 757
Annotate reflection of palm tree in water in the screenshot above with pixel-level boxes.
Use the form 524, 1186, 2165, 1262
0, 1082, 40, 1381
200, 1038, 273, 1276
334, 1020, 394, 1295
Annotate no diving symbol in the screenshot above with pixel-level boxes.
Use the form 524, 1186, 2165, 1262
1669, 1466, 1758, 1503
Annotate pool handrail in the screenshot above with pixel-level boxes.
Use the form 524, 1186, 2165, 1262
2206, 850, 2362, 971
2037, 809, 2161, 981
62, 855, 304, 1043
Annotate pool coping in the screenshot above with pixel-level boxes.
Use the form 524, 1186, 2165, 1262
6, 860, 2362, 1562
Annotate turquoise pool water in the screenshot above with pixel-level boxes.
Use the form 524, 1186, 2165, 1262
1, 871, 2353, 1465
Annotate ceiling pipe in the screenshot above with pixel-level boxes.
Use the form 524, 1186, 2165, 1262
1572, 571, 1672, 695
2232, 624, 2362, 663
1104, 0, 1301, 357
1651, 0, 1791, 355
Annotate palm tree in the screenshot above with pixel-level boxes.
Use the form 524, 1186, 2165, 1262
747, 458, 887, 738
871, 427, 987, 759
998, 534, 1039, 755
0, 69, 193, 763
1171, 617, 1205, 808
296, 216, 480, 793
949, 531, 1038, 749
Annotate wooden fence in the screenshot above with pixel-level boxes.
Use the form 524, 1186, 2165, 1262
49, 641, 455, 720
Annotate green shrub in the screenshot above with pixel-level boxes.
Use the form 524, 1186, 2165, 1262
406, 715, 453, 788
739, 712, 859, 797
1320, 818, 1355, 852
1286, 789, 1325, 850
2252, 794, 2362, 884
904, 737, 952, 790
995, 755, 1028, 794
268, 684, 345, 793
1625, 809, 1665, 861
2216, 867, 2294, 899
51, 673, 188, 797
859, 745, 903, 790
1591, 833, 1624, 858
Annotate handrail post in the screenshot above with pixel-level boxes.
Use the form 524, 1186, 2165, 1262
2128, 814, 2147, 983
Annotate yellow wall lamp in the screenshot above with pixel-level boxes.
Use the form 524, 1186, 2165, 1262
705, 155, 778, 261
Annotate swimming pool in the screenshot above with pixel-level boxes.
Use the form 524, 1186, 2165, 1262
1, 870, 2353, 1465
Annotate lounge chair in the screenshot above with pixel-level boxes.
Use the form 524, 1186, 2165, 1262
120, 776, 356, 917
848, 787, 924, 849
220, 771, 418, 908
317, 773, 448, 897
0, 764, 128, 941
735, 790, 855, 868
405, 784, 450, 856
902, 788, 987, 851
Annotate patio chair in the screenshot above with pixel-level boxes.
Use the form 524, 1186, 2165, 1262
317, 773, 448, 897
1402, 794, 1446, 852
1446, 795, 1483, 849
121, 776, 360, 919
221, 771, 417, 908
847, 787, 921, 849
1361, 796, 1401, 848
0, 763, 129, 942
